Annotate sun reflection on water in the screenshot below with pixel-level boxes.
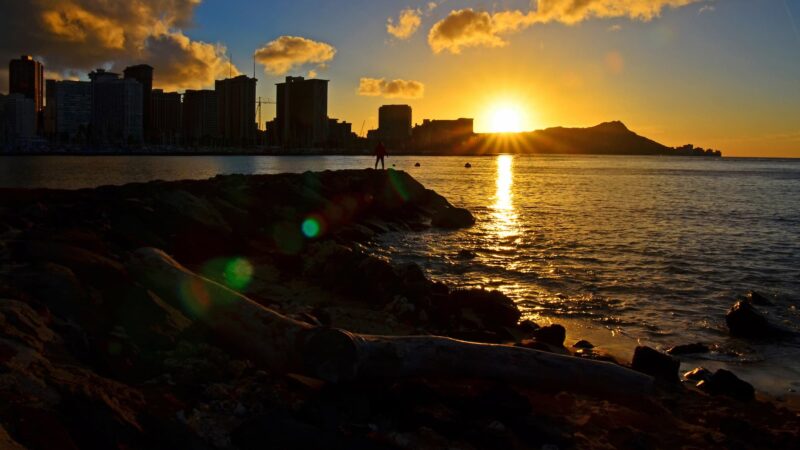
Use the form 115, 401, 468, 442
492, 154, 519, 240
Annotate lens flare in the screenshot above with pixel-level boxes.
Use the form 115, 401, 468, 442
223, 258, 254, 291
302, 216, 323, 238
388, 169, 410, 202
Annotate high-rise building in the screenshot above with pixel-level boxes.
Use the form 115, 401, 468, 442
2, 93, 36, 141
44, 80, 92, 143
123, 65, 153, 140
9, 55, 44, 128
378, 105, 412, 143
275, 76, 328, 148
215, 75, 257, 147
182, 89, 218, 146
151, 89, 182, 145
89, 69, 143, 145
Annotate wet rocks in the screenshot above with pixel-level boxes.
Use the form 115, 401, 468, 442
444, 288, 521, 330
631, 346, 679, 382
744, 290, 772, 306
530, 324, 567, 347
683, 367, 713, 381
726, 300, 782, 339
666, 343, 710, 355
431, 207, 475, 229
697, 369, 756, 402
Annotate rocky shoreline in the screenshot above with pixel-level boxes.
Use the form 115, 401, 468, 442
0, 169, 797, 449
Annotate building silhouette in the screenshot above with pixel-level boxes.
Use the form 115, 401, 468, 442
327, 118, 354, 148
2, 93, 36, 142
216, 75, 257, 147
413, 118, 474, 151
9, 55, 44, 129
378, 105, 412, 148
151, 89, 182, 145
89, 69, 143, 145
275, 76, 328, 148
44, 80, 92, 143
182, 89, 218, 146
123, 65, 153, 141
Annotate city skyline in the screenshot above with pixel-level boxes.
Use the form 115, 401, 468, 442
1, 1, 799, 156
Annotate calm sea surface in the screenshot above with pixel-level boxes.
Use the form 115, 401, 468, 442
2, 155, 799, 398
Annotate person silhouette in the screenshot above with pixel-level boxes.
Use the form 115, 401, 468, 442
374, 141, 388, 170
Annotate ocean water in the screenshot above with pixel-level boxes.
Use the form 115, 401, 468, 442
2, 154, 799, 398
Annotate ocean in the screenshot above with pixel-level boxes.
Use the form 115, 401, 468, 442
1, 154, 799, 400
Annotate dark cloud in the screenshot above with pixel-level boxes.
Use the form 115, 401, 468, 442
0, 0, 236, 92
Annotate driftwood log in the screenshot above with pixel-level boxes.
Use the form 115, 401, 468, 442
127, 248, 654, 396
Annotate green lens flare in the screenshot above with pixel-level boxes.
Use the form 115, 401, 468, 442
223, 258, 254, 291
388, 170, 410, 202
302, 217, 322, 238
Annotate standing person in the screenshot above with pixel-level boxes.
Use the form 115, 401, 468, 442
374, 141, 388, 170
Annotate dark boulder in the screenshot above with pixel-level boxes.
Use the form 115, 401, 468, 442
745, 290, 772, 306
726, 301, 781, 339
573, 339, 595, 349
666, 343, 710, 355
432, 207, 475, 229
445, 289, 521, 330
531, 324, 567, 347
697, 369, 755, 401
631, 346, 679, 382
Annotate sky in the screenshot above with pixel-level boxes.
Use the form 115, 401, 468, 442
1, 0, 799, 157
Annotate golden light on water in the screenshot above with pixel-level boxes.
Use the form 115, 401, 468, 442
492, 155, 519, 239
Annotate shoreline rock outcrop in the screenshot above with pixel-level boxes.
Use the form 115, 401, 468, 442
1, 170, 797, 449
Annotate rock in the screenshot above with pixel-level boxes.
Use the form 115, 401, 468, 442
431, 207, 475, 229
531, 324, 567, 347
684, 367, 712, 382
0, 424, 27, 450
698, 369, 756, 401
726, 300, 781, 339
666, 343, 710, 355
745, 290, 772, 306
631, 346, 679, 382
517, 319, 540, 333
572, 340, 595, 349
231, 409, 335, 450
445, 288, 521, 330
457, 249, 477, 259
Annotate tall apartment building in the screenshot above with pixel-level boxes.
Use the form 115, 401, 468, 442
89, 69, 143, 145
44, 80, 92, 143
9, 55, 44, 128
275, 76, 328, 148
215, 75, 257, 147
378, 105, 412, 145
151, 89, 182, 145
123, 65, 153, 140
182, 89, 218, 146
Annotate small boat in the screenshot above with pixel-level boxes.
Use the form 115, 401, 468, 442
464, 163, 472, 168
414, 162, 421, 167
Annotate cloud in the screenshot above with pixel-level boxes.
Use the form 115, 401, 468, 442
255, 36, 336, 75
387, 8, 423, 39
1, 1, 230, 92
429, 1, 706, 54
0, 0, 238, 92
143, 31, 239, 91
358, 78, 425, 99
698, 5, 716, 14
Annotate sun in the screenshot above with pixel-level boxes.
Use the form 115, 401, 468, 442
487, 103, 525, 133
